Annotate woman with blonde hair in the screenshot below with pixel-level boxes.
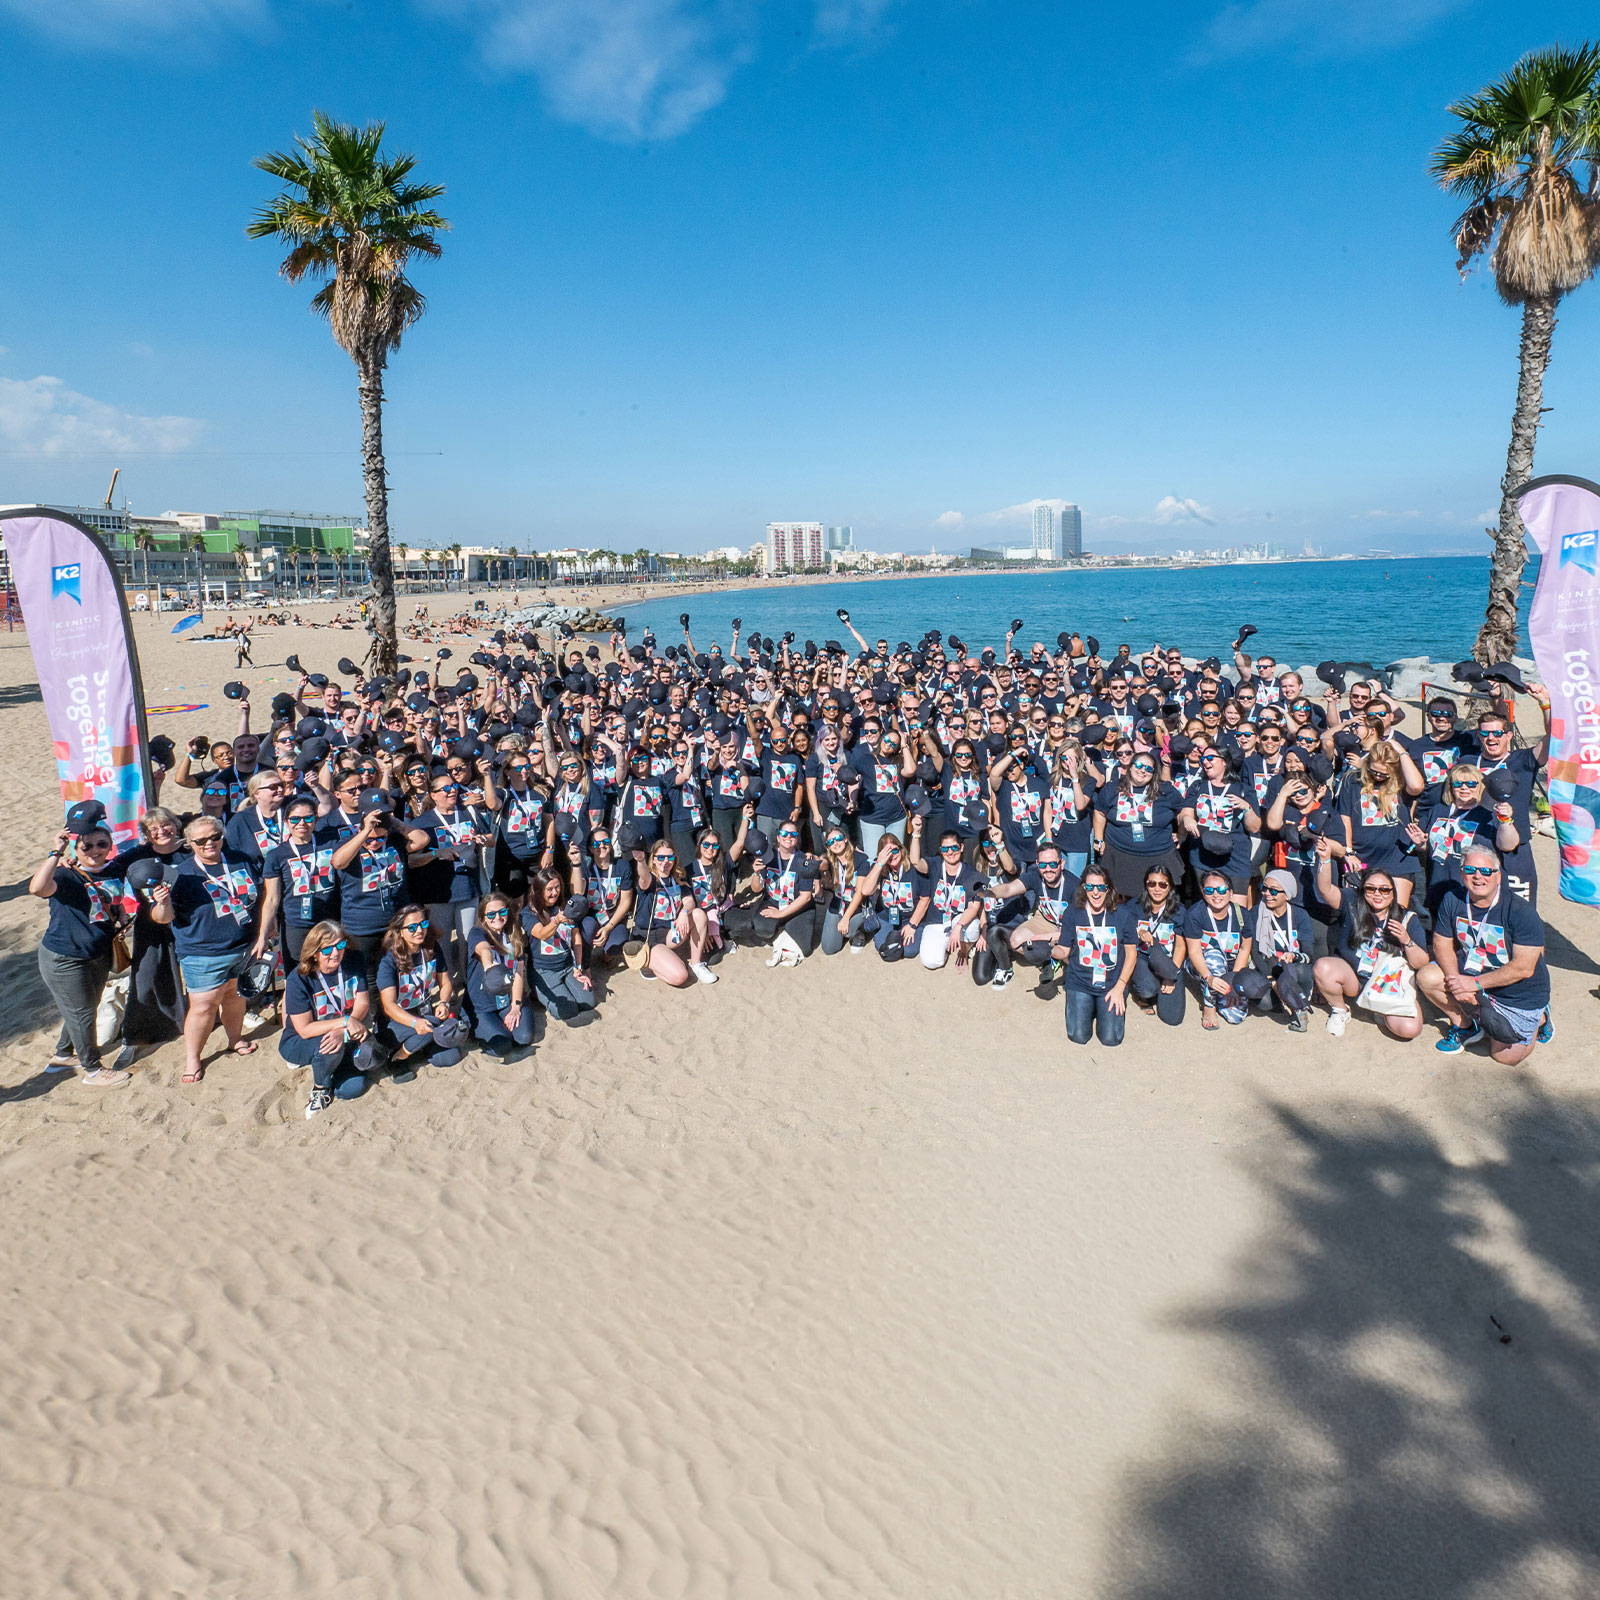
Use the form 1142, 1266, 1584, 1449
1333, 737, 1425, 906
280, 920, 373, 1118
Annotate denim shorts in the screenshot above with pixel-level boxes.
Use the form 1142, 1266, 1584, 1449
179, 948, 249, 995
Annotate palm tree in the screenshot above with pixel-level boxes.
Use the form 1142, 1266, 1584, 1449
395, 542, 410, 593
248, 112, 448, 672
1433, 43, 1600, 662
448, 542, 462, 592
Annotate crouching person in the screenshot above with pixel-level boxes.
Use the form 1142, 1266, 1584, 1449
280, 920, 374, 1119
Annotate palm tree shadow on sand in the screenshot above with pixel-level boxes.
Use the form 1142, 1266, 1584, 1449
1103, 1092, 1600, 1600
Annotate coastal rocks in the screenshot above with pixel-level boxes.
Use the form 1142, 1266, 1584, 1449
507, 604, 620, 634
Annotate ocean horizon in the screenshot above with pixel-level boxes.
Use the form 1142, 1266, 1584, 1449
616, 554, 1534, 668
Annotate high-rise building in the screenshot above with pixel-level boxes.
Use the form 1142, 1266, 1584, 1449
1031, 505, 1056, 559
1060, 503, 1083, 558
766, 521, 825, 571
825, 525, 854, 551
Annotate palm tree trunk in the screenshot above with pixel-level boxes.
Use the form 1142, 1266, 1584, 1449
1476, 293, 1557, 664
357, 357, 399, 673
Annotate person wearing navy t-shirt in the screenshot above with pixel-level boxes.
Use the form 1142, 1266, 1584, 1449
1312, 851, 1429, 1041
260, 799, 341, 963
1128, 862, 1187, 1027
1049, 867, 1137, 1046
147, 817, 266, 1084
1402, 699, 1480, 806
848, 718, 913, 856
466, 892, 536, 1052
29, 819, 129, 1084
1473, 702, 1550, 906
1409, 764, 1519, 915
375, 904, 464, 1068
1419, 845, 1551, 1064
1183, 874, 1253, 1029
280, 921, 372, 1117
1092, 751, 1184, 898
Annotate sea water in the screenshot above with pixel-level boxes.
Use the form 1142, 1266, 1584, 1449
616, 555, 1534, 668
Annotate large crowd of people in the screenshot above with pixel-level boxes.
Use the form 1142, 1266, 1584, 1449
30, 608, 1559, 1115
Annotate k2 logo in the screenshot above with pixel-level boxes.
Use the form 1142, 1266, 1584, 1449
1560, 530, 1598, 577
51, 563, 82, 604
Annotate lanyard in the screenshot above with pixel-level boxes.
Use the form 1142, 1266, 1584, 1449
314, 970, 348, 1016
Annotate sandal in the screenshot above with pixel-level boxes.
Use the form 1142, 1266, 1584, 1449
231, 1040, 258, 1056
181, 1063, 206, 1084
1201, 1009, 1219, 1031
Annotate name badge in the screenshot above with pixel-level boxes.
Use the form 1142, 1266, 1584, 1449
1130, 822, 1146, 843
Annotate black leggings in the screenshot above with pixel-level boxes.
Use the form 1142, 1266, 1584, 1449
725, 903, 817, 955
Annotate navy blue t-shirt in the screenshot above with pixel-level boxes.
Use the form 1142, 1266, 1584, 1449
1094, 778, 1182, 856
41, 866, 128, 961
334, 832, 412, 936
167, 852, 260, 956
1435, 887, 1550, 1011
284, 957, 367, 1026
1057, 902, 1137, 993
264, 831, 341, 927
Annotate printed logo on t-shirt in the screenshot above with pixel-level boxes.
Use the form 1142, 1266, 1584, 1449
1359, 791, 1398, 827
1074, 922, 1119, 980
1194, 792, 1235, 831
1137, 917, 1176, 956
1429, 814, 1473, 864
1455, 915, 1509, 975
1009, 788, 1041, 831
200, 865, 256, 924
360, 844, 405, 895
1114, 791, 1153, 825
398, 955, 435, 1010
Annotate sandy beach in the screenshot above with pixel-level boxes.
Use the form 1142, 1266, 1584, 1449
2, 613, 1599, 1598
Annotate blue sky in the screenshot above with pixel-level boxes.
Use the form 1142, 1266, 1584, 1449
0, 0, 1595, 555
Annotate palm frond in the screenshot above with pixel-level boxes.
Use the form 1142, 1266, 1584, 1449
249, 109, 448, 368
1433, 41, 1600, 298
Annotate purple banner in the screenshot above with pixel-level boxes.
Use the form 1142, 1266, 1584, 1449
2, 510, 152, 850
1515, 475, 1600, 906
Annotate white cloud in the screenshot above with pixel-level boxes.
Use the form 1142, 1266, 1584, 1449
1196, 0, 1464, 61
935, 509, 964, 528
814, 0, 899, 36
0, 0, 262, 45
972, 495, 1075, 526
1149, 494, 1216, 526
0, 375, 204, 456
128, 342, 155, 358
429, 0, 757, 139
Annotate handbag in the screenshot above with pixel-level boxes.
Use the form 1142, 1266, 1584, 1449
1358, 951, 1417, 1017
110, 927, 133, 975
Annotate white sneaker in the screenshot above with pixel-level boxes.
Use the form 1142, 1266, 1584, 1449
1326, 1008, 1349, 1037
765, 948, 787, 968
991, 968, 1014, 989
781, 950, 803, 967
689, 961, 718, 984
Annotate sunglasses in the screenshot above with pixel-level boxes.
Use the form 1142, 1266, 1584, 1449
319, 939, 349, 954
288, 813, 317, 825
193, 835, 223, 846
1364, 886, 1395, 896
1201, 884, 1230, 895
1261, 886, 1287, 897
78, 838, 113, 851
777, 831, 799, 840
700, 840, 720, 850
1461, 864, 1498, 877
1084, 881, 1110, 893
484, 908, 510, 921
401, 920, 427, 932
653, 853, 675, 863
939, 842, 962, 853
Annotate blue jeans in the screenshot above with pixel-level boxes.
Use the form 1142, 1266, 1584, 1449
384, 1015, 464, 1067
858, 817, 906, 858
1130, 953, 1186, 1025
1064, 987, 1126, 1046
279, 1026, 368, 1091
1062, 850, 1089, 880
532, 963, 596, 1022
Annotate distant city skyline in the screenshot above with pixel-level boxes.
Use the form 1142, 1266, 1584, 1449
0, 2, 1591, 558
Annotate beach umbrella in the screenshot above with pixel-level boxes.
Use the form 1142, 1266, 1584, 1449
171, 614, 202, 634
